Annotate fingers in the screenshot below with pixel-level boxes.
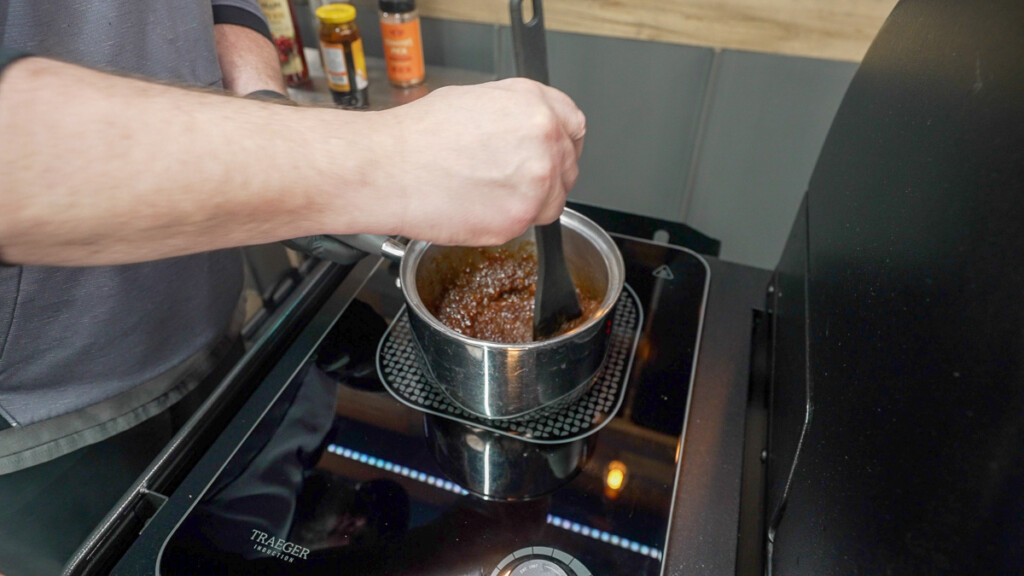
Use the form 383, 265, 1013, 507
489, 78, 587, 158
558, 127, 580, 195
534, 177, 567, 226
530, 83, 584, 226
536, 83, 587, 147
534, 134, 577, 227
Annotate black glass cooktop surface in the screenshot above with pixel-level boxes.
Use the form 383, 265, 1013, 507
158, 236, 709, 576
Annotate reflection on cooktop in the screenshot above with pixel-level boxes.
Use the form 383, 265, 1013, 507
324, 443, 663, 561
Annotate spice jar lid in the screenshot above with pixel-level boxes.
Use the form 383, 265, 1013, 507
379, 0, 415, 12
315, 3, 357, 24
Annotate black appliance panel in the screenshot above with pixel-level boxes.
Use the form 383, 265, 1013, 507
765, 196, 810, 539
768, 0, 1024, 573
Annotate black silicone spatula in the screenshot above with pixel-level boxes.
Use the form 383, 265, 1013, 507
510, 0, 583, 340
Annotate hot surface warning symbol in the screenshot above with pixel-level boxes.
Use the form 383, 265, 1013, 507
652, 265, 675, 280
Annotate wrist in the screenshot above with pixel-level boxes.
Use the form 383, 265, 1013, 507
297, 107, 391, 237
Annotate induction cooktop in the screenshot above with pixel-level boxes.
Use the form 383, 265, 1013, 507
150, 235, 709, 576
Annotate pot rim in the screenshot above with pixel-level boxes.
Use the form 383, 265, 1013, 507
399, 208, 625, 349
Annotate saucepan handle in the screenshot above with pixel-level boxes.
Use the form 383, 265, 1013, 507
332, 234, 406, 262
282, 234, 406, 264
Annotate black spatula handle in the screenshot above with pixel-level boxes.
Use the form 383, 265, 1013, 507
510, 0, 583, 340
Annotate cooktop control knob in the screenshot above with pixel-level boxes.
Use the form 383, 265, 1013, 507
490, 547, 592, 576
508, 559, 569, 576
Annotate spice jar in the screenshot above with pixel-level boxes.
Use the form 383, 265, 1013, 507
257, 0, 310, 87
378, 0, 425, 87
315, 3, 369, 109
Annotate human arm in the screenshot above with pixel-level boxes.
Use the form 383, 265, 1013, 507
211, 0, 289, 96
214, 23, 287, 96
0, 56, 585, 266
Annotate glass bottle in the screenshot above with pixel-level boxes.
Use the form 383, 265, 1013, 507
378, 0, 426, 87
315, 3, 369, 109
257, 0, 310, 87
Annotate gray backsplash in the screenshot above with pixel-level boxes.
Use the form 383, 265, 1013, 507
291, 1, 857, 269
684, 51, 858, 267
498, 28, 716, 226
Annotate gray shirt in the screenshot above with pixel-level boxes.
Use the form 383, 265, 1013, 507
0, 0, 266, 471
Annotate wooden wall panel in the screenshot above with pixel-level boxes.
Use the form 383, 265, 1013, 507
416, 0, 897, 62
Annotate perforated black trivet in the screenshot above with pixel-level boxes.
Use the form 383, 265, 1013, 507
376, 284, 643, 444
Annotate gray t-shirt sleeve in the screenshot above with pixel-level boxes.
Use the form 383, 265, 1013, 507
211, 0, 273, 43
0, 47, 31, 77
0, 0, 247, 469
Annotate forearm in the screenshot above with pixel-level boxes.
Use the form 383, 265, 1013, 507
0, 58, 585, 267
214, 22, 288, 96
0, 57, 359, 265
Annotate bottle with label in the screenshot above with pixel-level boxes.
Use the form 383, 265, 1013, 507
257, 0, 310, 87
315, 3, 369, 109
378, 0, 425, 87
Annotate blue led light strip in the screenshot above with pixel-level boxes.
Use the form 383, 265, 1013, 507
326, 444, 664, 561
326, 444, 469, 496
545, 514, 662, 561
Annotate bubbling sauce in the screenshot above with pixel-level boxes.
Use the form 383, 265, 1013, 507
430, 247, 601, 344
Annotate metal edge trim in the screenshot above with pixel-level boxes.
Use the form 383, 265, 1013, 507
65, 258, 336, 575
652, 240, 713, 576
145, 257, 386, 576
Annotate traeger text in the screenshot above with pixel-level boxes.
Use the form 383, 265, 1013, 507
249, 529, 310, 562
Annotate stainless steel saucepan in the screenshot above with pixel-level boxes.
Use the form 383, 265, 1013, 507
340, 208, 625, 421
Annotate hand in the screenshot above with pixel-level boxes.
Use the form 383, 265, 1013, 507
363, 78, 586, 246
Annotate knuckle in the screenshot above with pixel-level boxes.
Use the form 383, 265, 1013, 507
507, 200, 536, 231
490, 202, 534, 244
526, 106, 558, 136
527, 162, 556, 193
501, 77, 535, 95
